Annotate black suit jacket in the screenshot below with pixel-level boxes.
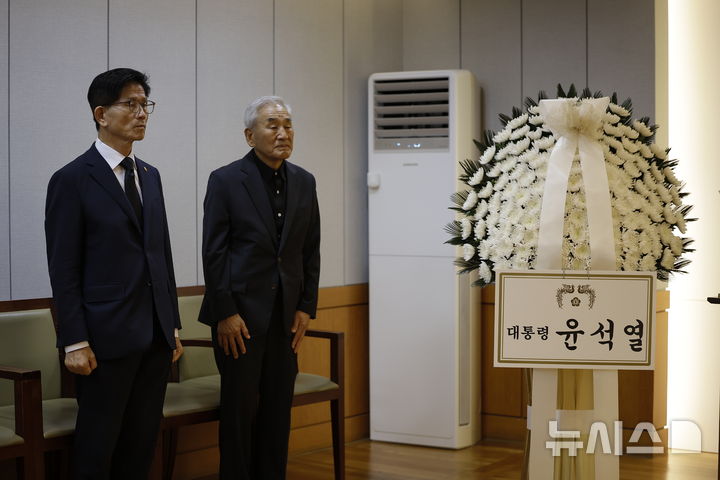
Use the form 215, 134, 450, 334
45, 144, 180, 359
199, 149, 321, 334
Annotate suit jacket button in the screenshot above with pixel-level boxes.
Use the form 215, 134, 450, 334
271, 284, 277, 290
146, 281, 152, 287
277, 256, 282, 263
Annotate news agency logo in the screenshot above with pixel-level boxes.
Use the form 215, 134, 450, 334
545, 420, 702, 456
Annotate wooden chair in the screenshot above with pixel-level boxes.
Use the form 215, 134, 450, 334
162, 329, 345, 480
0, 365, 44, 480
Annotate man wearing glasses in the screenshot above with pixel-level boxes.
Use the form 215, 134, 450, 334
45, 68, 183, 478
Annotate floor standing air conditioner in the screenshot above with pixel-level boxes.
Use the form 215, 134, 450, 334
368, 70, 482, 448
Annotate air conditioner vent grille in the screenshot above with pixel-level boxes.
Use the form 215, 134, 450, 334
373, 76, 450, 150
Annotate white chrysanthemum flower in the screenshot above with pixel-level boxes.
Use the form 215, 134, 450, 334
474, 200, 488, 220
527, 129, 543, 140
662, 206, 677, 225
494, 173, 510, 191
479, 262, 492, 283
605, 112, 621, 124
510, 124, 530, 140
474, 219, 486, 239
621, 124, 640, 140
669, 186, 682, 206
603, 136, 623, 151
640, 254, 657, 271
606, 152, 624, 166
622, 137, 640, 153
507, 114, 529, 130
632, 120, 653, 138
658, 224, 674, 245
529, 114, 544, 125
493, 127, 512, 143
604, 124, 622, 137
461, 218, 472, 240
462, 190, 478, 210
609, 103, 630, 116
495, 143, 513, 160
669, 235, 684, 256
624, 251, 641, 270
468, 168, 484, 186
534, 136, 556, 151
660, 248, 675, 270
676, 215, 687, 234
647, 165, 663, 184
486, 164, 502, 178
650, 143, 668, 159
479, 145, 496, 164
509, 137, 531, 155
664, 167, 681, 186
477, 183, 494, 199
478, 240, 492, 259
462, 244, 475, 261
637, 143, 653, 159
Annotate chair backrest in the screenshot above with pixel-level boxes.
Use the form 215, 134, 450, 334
177, 296, 218, 380
0, 308, 61, 404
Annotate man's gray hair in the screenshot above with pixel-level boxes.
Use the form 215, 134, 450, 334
244, 96, 292, 129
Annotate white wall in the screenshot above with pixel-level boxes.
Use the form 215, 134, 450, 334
667, 0, 720, 452
0, 0, 403, 300
0, 0, 655, 300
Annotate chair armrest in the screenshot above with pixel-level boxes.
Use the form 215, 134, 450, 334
0, 364, 43, 440
0, 365, 40, 382
304, 330, 344, 387
168, 338, 213, 382
180, 338, 213, 348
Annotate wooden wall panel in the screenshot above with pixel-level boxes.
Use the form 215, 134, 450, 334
9, 0, 106, 299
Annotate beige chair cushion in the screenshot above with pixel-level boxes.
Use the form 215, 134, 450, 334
0, 425, 22, 447
163, 382, 220, 417
0, 398, 77, 439
177, 296, 218, 380
0, 309, 61, 404
163, 371, 337, 419
294, 373, 338, 395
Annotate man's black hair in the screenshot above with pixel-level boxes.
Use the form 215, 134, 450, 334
87, 68, 150, 131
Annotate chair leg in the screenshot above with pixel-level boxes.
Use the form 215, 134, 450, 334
19, 450, 43, 480
162, 428, 179, 480
330, 397, 345, 480
148, 434, 163, 480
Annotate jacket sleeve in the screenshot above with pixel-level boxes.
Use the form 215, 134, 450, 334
45, 169, 89, 348
157, 169, 181, 330
201, 171, 238, 325
296, 174, 321, 318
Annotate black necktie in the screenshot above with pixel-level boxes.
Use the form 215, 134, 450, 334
120, 157, 143, 226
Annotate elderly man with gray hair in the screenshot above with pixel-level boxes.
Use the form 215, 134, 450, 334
199, 96, 321, 479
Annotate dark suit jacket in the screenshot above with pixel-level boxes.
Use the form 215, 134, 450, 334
199, 149, 321, 334
45, 144, 180, 359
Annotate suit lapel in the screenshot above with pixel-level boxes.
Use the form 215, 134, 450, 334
136, 157, 156, 234
85, 144, 142, 233
239, 154, 278, 246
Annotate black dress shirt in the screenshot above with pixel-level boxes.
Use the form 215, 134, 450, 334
252, 153, 287, 243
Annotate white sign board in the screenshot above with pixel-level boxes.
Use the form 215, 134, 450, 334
494, 270, 656, 370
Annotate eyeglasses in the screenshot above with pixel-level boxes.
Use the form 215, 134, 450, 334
108, 100, 156, 115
